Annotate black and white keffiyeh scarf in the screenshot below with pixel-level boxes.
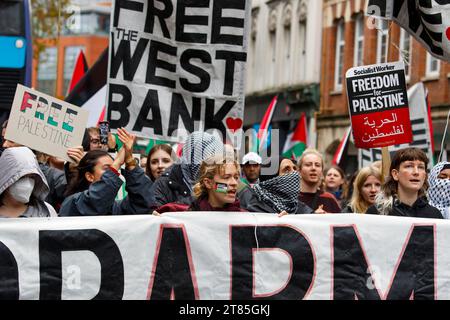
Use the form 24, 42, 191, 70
428, 162, 450, 219
252, 172, 301, 214
180, 131, 224, 190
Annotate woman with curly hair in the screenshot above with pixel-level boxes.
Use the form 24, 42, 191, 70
154, 154, 245, 214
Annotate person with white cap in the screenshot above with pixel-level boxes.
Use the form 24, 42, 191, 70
241, 152, 262, 187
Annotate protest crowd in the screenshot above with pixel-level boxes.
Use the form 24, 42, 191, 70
2, 0, 450, 301
0, 119, 447, 220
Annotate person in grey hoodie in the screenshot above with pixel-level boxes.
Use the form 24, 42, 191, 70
59, 128, 155, 216
0, 147, 57, 218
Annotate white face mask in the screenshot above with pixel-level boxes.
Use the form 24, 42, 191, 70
8, 177, 35, 203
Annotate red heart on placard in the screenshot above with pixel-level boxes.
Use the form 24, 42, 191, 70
226, 117, 243, 133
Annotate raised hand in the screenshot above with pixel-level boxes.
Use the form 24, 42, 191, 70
107, 132, 117, 150
67, 146, 84, 167
117, 128, 135, 154
111, 146, 126, 171
117, 128, 137, 170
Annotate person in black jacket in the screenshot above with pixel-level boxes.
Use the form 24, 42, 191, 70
145, 144, 176, 181
152, 131, 224, 207
239, 157, 313, 215
366, 147, 443, 219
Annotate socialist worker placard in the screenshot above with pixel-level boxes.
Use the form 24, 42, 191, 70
346, 61, 413, 149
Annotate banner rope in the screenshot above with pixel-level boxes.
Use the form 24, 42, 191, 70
250, 212, 262, 292
250, 212, 260, 250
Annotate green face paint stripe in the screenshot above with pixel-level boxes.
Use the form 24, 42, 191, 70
215, 183, 228, 193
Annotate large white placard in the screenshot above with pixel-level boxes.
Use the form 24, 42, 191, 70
5, 84, 89, 162
107, 0, 251, 144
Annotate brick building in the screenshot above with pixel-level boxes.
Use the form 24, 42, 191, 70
318, 0, 450, 170
244, 0, 323, 153
32, 1, 110, 99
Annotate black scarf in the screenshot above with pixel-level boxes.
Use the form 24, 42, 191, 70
252, 172, 300, 214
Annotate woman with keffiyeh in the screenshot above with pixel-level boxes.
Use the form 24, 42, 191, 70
428, 161, 450, 219
152, 131, 225, 207
239, 157, 314, 215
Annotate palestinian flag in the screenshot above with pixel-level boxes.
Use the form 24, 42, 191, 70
67, 50, 88, 94
332, 126, 352, 165
65, 47, 108, 127
145, 139, 170, 154
257, 95, 278, 152
282, 112, 307, 160
366, 0, 450, 62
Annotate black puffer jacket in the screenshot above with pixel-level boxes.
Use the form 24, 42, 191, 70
39, 163, 67, 209
366, 196, 443, 219
153, 164, 195, 207
239, 187, 314, 214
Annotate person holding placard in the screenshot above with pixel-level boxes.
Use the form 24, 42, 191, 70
0, 147, 57, 218
366, 148, 443, 219
59, 128, 155, 216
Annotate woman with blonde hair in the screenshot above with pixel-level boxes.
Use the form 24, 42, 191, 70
298, 148, 341, 213
154, 154, 246, 213
342, 166, 382, 213
189, 154, 245, 211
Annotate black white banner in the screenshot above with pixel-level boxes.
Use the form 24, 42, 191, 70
367, 0, 450, 62
107, 0, 251, 143
0, 213, 448, 300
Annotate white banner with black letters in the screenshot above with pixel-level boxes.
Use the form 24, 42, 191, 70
1, 213, 450, 300
107, 0, 251, 143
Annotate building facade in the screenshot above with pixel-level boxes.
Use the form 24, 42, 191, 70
319, 0, 450, 169
244, 0, 323, 153
32, 1, 110, 99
